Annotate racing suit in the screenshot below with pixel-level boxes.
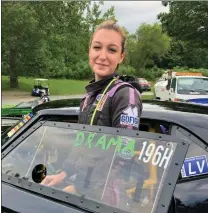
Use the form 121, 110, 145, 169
78, 73, 143, 129
63, 73, 143, 209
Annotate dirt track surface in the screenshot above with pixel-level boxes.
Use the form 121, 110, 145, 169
2, 91, 84, 105
2, 91, 153, 105
2, 91, 31, 99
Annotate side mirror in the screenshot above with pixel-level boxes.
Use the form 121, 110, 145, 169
166, 85, 170, 90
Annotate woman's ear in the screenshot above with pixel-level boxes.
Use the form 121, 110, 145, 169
119, 52, 125, 64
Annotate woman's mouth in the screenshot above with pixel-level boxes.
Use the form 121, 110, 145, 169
96, 63, 108, 67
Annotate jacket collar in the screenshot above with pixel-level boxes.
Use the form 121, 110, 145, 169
85, 73, 118, 93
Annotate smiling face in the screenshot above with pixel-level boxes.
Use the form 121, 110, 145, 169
89, 29, 125, 81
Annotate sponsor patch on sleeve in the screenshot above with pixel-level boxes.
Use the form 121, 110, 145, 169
181, 155, 208, 178
120, 105, 139, 128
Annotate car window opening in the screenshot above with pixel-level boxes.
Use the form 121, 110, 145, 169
2, 123, 178, 213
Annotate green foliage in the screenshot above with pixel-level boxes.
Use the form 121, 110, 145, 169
136, 67, 165, 81
2, 1, 115, 88
2, 1, 207, 88
158, 1, 208, 48
70, 61, 93, 80
126, 23, 171, 76
158, 1, 208, 70
117, 64, 136, 76
86, 1, 116, 33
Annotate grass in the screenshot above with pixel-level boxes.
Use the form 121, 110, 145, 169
2, 76, 153, 100
2, 76, 88, 95
141, 95, 153, 100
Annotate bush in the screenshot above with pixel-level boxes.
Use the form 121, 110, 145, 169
136, 66, 165, 81
117, 64, 136, 76
70, 60, 93, 80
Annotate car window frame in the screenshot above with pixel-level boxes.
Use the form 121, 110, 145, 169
170, 78, 177, 92
134, 118, 208, 181
2, 120, 190, 213
171, 125, 208, 183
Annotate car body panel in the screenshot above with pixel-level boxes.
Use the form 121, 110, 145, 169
2, 99, 208, 147
174, 177, 208, 213
1, 119, 189, 213
2, 99, 44, 117
187, 98, 208, 106
1, 99, 208, 213
2, 183, 83, 213
33, 99, 208, 143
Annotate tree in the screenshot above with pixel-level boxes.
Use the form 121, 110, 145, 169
158, 1, 208, 48
127, 23, 171, 76
2, 1, 117, 86
2, 2, 38, 88
85, 1, 116, 34
2, 1, 92, 85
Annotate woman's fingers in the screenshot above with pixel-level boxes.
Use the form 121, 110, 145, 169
41, 175, 53, 185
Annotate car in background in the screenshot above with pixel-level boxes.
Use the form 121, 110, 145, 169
1, 97, 50, 134
1, 98, 49, 118
31, 78, 50, 97
2, 100, 40, 118
154, 71, 208, 104
137, 78, 151, 91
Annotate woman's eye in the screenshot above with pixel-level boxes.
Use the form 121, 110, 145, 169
109, 48, 116, 53
93, 46, 100, 50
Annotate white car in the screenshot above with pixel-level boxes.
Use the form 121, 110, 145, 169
154, 72, 208, 105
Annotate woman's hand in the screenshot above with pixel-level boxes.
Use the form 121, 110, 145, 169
63, 185, 76, 194
41, 171, 67, 187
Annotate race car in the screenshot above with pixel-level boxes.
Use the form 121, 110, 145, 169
2, 95, 50, 118
1, 98, 208, 213
137, 78, 151, 91
1, 95, 51, 133
154, 71, 208, 105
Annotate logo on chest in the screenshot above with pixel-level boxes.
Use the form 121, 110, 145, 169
96, 94, 102, 101
93, 94, 108, 111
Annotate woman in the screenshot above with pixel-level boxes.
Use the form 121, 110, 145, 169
41, 20, 143, 208
79, 20, 142, 129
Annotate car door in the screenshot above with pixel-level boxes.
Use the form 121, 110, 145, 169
1, 116, 189, 213
169, 78, 177, 101
136, 118, 208, 213
171, 125, 208, 213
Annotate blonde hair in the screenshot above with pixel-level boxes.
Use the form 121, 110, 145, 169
90, 20, 126, 53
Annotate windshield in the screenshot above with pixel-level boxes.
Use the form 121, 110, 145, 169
15, 100, 38, 108
177, 77, 208, 94
2, 123, 178, 213
35, 80, 48, 87
139, 79, 148, 83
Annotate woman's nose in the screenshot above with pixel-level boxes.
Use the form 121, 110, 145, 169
99, 49, 107, 60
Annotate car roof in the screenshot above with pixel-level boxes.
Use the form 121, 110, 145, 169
34, 78, 48, 81
176, 76, 208, 79
33, 99, 208, 144
34, 98, 208, 115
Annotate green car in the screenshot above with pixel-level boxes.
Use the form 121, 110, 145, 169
1, 99, 45, 133
2, 99, 44, 118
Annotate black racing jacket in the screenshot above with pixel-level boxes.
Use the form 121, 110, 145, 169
62, 74, 143, 203
78, 73, 143, 130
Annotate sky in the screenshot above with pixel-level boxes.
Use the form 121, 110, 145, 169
101, 1, 169, 33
